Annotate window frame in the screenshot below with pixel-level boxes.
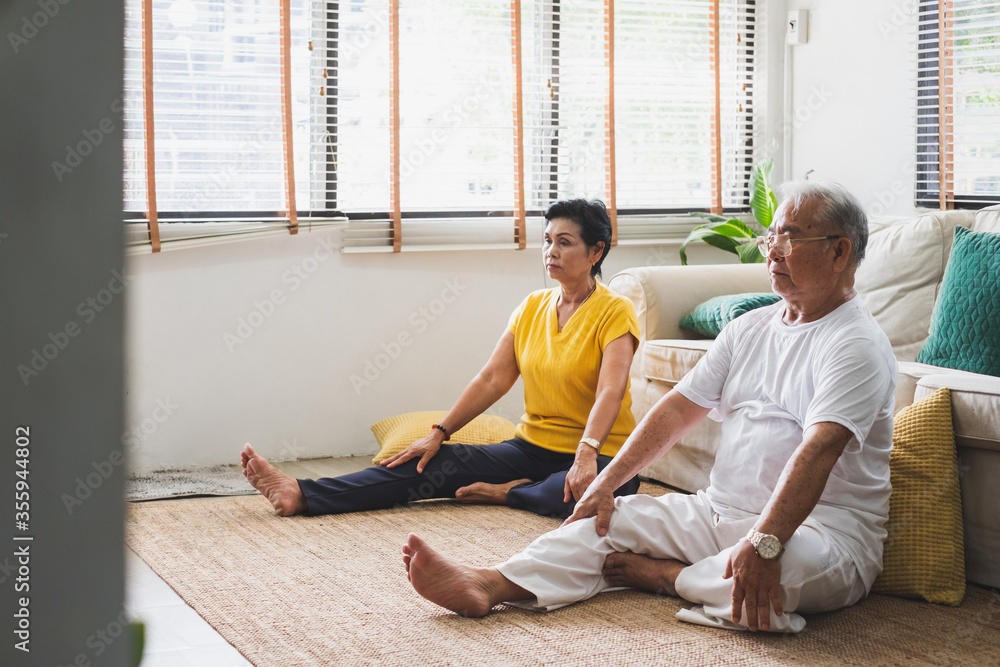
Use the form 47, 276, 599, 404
126, 0, 759, 246
915, 0, 1000, 210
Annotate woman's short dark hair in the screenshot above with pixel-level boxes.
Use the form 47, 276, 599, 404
544, 198, 612, 278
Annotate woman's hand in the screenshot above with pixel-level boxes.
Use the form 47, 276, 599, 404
563, 449, 599, 503
381, 431, 445, 473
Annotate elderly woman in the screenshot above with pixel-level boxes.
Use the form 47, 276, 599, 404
241, 198, 641, 519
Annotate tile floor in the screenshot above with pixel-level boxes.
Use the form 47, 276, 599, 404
125, 456, 371, 666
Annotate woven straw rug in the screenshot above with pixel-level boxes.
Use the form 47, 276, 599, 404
125, 493, 1000, 666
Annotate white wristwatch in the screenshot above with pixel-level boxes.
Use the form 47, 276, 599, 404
579, 437, 602, 452
746, 528, 784, 560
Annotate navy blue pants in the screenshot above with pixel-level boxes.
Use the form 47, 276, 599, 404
297, 438, 641, 519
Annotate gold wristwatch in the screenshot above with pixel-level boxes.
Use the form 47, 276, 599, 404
746, 528, 783, 560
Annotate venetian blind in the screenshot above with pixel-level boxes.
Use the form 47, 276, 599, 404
123, 0, 345, 252
124, 0, 756, 252
916, 0, 1000, 209
343, 0, 758, 251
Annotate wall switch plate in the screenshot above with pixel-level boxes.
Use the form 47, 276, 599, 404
787, 9, 809, 45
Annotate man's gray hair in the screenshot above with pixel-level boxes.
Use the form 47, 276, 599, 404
777, 181, 869, 265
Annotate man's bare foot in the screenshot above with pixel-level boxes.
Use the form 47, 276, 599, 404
602, 551, 686, 596
402, 533, 532, 617
241, 443, 308, 516
454, 478, 532, 505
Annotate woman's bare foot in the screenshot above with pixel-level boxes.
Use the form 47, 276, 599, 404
402, 534, 532, 617
241, 443, 308, 516
602, 551, 686, 596
454, 478, 532, 505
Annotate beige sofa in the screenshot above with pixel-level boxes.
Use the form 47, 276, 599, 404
608, 205, 1000, 588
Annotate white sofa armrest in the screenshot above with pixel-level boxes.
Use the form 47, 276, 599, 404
608, 264, 772, 342
608, 263, 773, 493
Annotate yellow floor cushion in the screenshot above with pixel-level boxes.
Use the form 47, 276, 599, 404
873, 387, 965, 605
371, 411, 517, 465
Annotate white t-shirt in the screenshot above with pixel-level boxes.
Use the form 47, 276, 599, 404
676, 296, 897, 588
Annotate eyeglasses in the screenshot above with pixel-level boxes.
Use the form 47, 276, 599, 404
755, 234, 843, 258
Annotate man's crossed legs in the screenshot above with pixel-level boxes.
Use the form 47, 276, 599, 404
404, 491, 867, 633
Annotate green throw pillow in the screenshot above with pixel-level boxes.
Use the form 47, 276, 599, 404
680, 293, 780, 338
916, 226, 1000, 377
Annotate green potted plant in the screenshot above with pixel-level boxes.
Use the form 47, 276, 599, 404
679, 158, 778, 265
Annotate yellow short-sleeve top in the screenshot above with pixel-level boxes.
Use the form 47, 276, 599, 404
507, 281, 639, 456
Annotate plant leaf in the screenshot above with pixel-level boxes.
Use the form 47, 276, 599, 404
749, 158, 776, 228
129, 622, 146, 667
690, 212, 734, 224
706, 218, 758, 238
679, 225, 744, 265
737, 238, 766, 263
701, 234, 741, 253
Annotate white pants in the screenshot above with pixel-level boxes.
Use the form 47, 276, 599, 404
496, 491, 868, 633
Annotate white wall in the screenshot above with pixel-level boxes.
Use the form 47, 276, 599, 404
125, 233, 726, 470
127, 1, 926, 470
784, 0, 921, 216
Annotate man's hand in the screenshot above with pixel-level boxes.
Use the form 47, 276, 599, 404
562, 482, 616, 536
723, 538, 784, 631
380, 432, 445, 473
563, 448, 599, 504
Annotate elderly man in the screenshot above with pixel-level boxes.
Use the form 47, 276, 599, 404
402, 181, 897, 633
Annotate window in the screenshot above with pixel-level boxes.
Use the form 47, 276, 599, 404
124, 0, 320, 215
916, 0, 1000, 209
125, 0, 757, 251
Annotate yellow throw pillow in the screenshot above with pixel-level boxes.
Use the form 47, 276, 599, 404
370, 411, 518, 465
873, 387, 966, 605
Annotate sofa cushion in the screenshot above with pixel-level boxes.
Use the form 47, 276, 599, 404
642, 339, 712, 384
679, 293, 780, 338
915, 375, 1000, 589
916, 227, 1000, 377
873, 388, 965, 606
974, 204, 1000, 233
913, 374, 1000, 453
856, 211, 975, 362
896, 361, 994, 412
